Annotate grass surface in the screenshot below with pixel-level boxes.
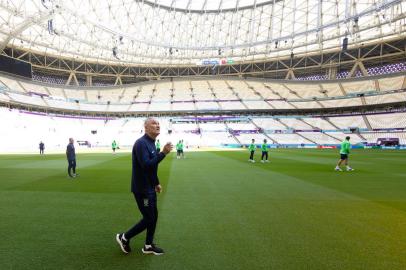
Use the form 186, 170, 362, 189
0, 149, 405, 270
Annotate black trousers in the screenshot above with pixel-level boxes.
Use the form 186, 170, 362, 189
249, 151, 255, 160
261, 151, 268, 160
40, 149, 44, 155
67, 159, 76, 176
125, 192, 158, 245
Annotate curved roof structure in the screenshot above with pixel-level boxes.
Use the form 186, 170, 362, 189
0, 0, 405, 65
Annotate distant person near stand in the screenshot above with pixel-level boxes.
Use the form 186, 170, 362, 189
156, 139, 161, 153
66, 138, 78, 178
176, 140, 182, 159
39, 141, 45, 155
261, 139, 269, 163
112, 140, 117, 154
179, 140, 185, 159
248, 139, 256, 163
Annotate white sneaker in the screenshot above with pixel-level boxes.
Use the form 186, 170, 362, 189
265, 160, 270, 163
261, 160, 265, 163
347, 168, 354, 171
335, 167, 343, 171
252, 160, 256, 163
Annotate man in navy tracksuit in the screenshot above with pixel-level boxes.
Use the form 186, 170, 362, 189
39, 141, 45, 155
66, 138, 78, 178
116, 118, 173, 255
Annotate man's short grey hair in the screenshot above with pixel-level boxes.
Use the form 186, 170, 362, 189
144, 117, 157, 127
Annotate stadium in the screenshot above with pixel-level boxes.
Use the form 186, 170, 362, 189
0, 0, 405, 269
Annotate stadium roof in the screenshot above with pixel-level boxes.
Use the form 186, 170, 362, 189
0, 0, 405, 66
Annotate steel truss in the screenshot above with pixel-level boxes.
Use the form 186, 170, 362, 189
1, 37, 405, 85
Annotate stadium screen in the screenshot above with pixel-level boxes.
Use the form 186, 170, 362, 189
377, 138, 400, 146
0, 55, 32, 78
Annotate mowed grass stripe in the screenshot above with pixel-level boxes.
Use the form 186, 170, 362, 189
7, 153, 133, 193
0, 153, 128, 190
212, 149, 406, 211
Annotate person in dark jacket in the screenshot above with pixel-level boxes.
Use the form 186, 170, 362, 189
66, 138, 78, 178
39, 141, 45, 155
116, 118, 173, 255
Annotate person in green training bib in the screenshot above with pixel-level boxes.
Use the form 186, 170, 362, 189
248, 139, 256, 163
335, 136, 354, 171
112, 140, 117, 154
156, 140, 161, 153
261, 139, 269, 163
179, 140, 185, 159
176, 140, 181, 159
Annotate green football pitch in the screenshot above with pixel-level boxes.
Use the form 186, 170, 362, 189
0, 149, 405, 270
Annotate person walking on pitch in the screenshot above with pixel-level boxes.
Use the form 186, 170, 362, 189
66, 138, 78, 178
335, 136, 354, 171
155, 139, 161, 153
112, 140, 117, 154
248, 139, 256, 163
179, 140, 185, 159
39, 141, 45, 155
116, 118, 173, 255
261, 139, 269, 163
176, 140, 182, 159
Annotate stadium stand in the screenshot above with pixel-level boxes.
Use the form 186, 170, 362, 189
367, 113, 406, 129
6, 73, 403, 113
328, 115, 368, 129
2, 104, 406, 152
1, 71, 406, 151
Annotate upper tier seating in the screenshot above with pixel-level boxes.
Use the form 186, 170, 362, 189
0, 73, 404, 113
